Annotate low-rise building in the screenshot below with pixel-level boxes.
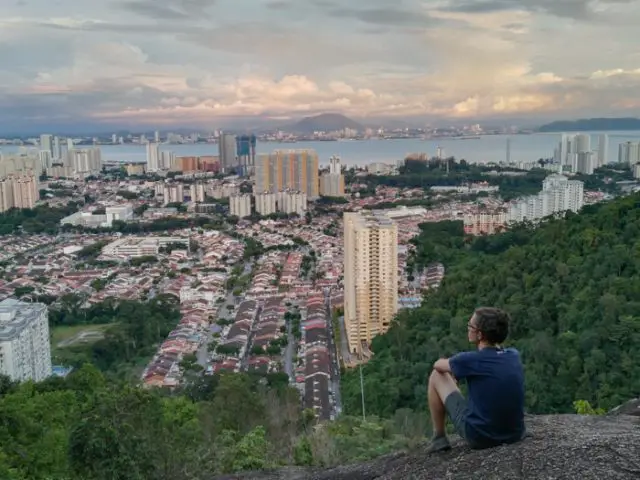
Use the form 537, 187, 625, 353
102, 236, 186, 257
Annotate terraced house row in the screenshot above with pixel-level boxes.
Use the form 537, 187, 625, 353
302, 294, 333, 421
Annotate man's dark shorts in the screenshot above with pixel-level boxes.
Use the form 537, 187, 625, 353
444, 391, 493, 450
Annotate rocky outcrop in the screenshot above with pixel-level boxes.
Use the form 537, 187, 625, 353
609, 398, 640, 417
220, 414, 640, 480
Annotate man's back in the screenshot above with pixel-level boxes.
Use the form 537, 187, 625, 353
449, 347, 525, 445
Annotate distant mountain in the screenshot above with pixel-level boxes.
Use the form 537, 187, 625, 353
538, 117, 640, 132
287, 113, 364, 133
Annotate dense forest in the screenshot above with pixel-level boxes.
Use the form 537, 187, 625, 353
0, 366, 427, 479
51, 295, 182, 377
0, 203, 81, 235
342, 194, 640, 418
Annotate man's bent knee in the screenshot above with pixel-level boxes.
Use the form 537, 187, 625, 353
429, 370, 460, 400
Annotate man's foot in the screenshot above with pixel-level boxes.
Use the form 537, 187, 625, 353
426, 435, 451, 453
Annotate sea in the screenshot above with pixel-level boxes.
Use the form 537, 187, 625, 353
2, 131, 640, 167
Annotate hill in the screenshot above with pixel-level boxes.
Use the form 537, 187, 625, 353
538, 117, 640, 132
288, 113, 363, 133
341, 194, 640, 419
221, 414, 640, 479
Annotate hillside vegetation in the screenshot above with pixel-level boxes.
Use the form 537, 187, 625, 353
342, 194, 640, 418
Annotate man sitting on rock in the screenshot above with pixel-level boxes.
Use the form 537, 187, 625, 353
427, 307, 526, 452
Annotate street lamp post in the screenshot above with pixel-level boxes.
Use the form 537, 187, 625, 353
360, 363, 366, 422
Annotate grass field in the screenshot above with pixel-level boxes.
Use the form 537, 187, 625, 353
51, 324, 112, 349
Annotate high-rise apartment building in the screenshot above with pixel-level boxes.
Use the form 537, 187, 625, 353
255, 192, 278, 216
68, 147, 102, 176
577, 151, 597, 175
53, 137, 61, 160
0, 173, 39, 212
0, 298, 52, 382
236, 134, 256, 175
219, 133, 238, 173
160, 151, 175, 170
40, 134, 53, 158
618, 142, 640, 165
254, 191, 307, 216
189, 183, 206, 203
554, 133, 595, 170
343, 211, 398, 358
254, 149, 320, 199
38, 150, 52, 171
598, 134, 609, 165
163, 184, 185, 205
229, 194, 251, 218
320, 155, 345, 197
508, 174, 583, 223
146, 143, 160, 172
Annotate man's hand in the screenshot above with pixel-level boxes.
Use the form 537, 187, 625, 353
433, 358, 452, 374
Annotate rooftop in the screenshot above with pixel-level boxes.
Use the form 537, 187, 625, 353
0, 298, 47, 341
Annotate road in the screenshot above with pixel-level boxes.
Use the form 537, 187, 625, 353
283, 313, 295, 380
338, 315, 352, 367
196, 260, 253, 368
326, 296, 342, 415
196, 290, 235, 367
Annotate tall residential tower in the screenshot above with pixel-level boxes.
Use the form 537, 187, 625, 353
254, 149, 320, 199
343, 211, 398, 359
0, 298, 52, 382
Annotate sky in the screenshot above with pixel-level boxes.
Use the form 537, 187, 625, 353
1, 0, 640, 133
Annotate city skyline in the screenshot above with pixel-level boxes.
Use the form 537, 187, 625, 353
2, 0, 640, 133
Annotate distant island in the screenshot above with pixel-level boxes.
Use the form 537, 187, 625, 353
287, 113, 364, 133
538, 117, 640, 132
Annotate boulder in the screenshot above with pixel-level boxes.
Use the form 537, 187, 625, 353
219, 414, 640, 480
609, 398, 640, 417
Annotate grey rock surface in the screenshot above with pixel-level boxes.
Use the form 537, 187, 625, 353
609, 398, 640, 417
219, 415, 640, 480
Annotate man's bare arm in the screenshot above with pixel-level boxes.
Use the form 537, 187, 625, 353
433, 358, 452, 374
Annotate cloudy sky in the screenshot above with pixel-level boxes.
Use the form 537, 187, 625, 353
1, 0, 640, 132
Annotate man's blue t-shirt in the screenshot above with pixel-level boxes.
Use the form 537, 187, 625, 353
449, 347, 525, 445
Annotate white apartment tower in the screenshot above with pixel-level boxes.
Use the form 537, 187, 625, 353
598, 134, 609, 165
163, 184, 185, 205
189, 183, 206, 203
618, 142, 640, 165
0, 298, 52, 382
255, 192, 277, 216
38, 150, 52, 171
219, 133, 238, 173
343, 211, 398, 359
229, 194, 251, 218
508, 174, 584, 223
40, 134, 53, 158
146, 143, 160, 172
554, 133, 594, 170
320, 155, 345, 197
67, 147, 102, 176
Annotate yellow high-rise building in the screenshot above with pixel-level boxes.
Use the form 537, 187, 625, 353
343, 211, 398, 359
0, 172, 39, 213
254, 149, 319, 199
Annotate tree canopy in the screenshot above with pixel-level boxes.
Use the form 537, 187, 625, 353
342, 194, 640, 418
